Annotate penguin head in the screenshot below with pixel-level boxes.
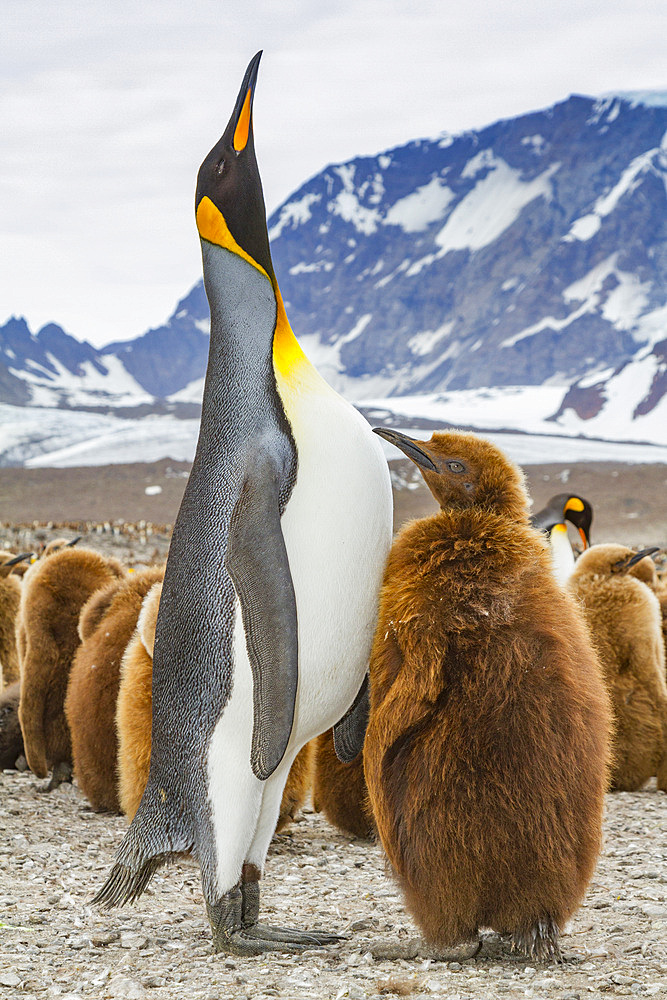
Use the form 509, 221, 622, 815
194, 51, 274, 280
373, 428, 528, 518
0, 551, 33, 578
531, 493, 593, 548
570, 543, 660, 581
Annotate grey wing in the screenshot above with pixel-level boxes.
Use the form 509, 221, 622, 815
333, 674, 369, 763
226, 453, 298, 781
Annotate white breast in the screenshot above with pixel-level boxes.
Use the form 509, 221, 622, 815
278, 370, 393, 743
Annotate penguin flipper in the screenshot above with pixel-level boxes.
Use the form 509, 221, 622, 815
333, 674, 369, 763
227, 454, 298, 781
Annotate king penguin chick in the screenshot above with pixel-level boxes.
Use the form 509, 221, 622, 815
312, 728, 375, 839
568, 544, 667, 791
364, 429, 612, 962
0, 553, 31, 687
531, 494, 592, 586
0, 682, 23, 770
116, 583, 316, 832
64, 565, 165, 813
95, 52, 392, 956
17, 546, 125, 788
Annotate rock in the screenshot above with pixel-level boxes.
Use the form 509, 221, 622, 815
120, 932, 149, 949
91, 930, 120, 946
107, 977, 146, 999
0, 972, 21, 988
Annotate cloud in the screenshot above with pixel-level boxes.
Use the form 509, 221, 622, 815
1, 0, 665, 345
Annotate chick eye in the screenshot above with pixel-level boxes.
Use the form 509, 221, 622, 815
447, 461, 465, 473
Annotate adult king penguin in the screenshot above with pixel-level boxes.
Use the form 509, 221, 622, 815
95, 52, 392, 955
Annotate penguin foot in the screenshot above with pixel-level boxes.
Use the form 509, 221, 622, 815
511, 916, 562, 963
207, 887, 343, 955
42, 761, 73, 792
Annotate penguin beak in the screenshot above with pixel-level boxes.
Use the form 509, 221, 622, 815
373, 427, 437, 472
562, 496, 591, 549
612, 546, 660, 573
4, 551, 34, 566
67, 536, 82, 547
223, 50, 262, 154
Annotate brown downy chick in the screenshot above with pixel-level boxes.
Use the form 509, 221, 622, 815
312, 728, 375, 839
0, 682, 23, 769
364, 429, 612, 962
17, 547, 125, 787
568, 544, 666, 791
624, 553, 667, 664
64, 565, 166, 812
0, 553, 31, 686
117, 583, 313, 831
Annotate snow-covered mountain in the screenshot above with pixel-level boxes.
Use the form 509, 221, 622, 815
1, 91, 666, 465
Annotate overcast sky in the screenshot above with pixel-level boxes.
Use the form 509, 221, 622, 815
2, 0, 665, 348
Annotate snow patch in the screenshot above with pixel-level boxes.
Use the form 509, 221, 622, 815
461, 149, 497, 178
268, 192, 322, 241
327, 164, 381, 236
288, 260, 334, 275
565, 148, 662, 241
383, 177, 454, 232
434, 160, 559, 256
408, 322, 454, 356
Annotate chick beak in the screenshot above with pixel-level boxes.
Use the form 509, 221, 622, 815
372, 427, 437, 472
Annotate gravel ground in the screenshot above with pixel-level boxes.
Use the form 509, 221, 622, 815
1, 770, 666, 999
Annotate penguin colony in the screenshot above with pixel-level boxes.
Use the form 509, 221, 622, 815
0, 537, 317, 842
17, 545, 126, 787
94, 51, 392, 957
569, 544, 667, 791
65, 566, 166, 812
365, 429, 612, 961
2, 53, 665, 966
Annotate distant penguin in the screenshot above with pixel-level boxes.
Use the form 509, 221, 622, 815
0, 553, 31, 686
568, 543, 667, 791
312, 728, 375, 840
95, 52, 392, 955
364, 429, 612, 961
17, 546, 125, 788
116, 583, 316, 831
531, 494, 592, 585
64, 566, 165, 812
0, 682, 23, 770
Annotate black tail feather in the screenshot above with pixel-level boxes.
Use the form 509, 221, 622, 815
92, 854, 170, 908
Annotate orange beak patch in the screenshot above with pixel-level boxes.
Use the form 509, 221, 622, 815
233, 87, 252, 152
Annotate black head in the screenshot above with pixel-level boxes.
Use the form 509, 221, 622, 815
531, 493, 593, 548
194, 51, 274, 279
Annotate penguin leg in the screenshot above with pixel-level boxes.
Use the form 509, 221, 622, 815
238, 765, 344, 948
42, 760, 73, 792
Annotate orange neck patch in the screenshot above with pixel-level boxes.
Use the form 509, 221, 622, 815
196, 197, 268, 278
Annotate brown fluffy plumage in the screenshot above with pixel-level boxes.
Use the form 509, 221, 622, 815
568, 544, 667, 791
0, 681, 23, 769
0, 561, 22, 687
117, 581, 314, 830
17, 547, 125, 781
64, 566, 165, 812
364, 430, 612, 961
312, 728, 375, 839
